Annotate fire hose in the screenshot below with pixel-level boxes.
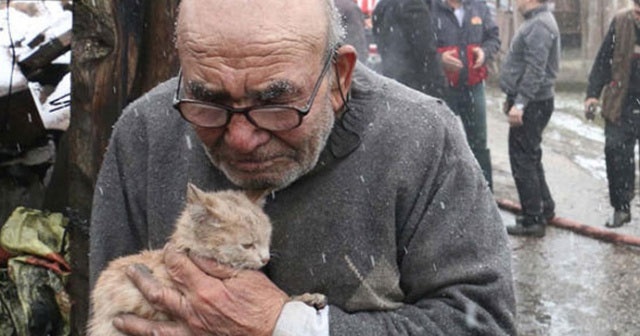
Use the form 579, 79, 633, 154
496, 198, 640, 247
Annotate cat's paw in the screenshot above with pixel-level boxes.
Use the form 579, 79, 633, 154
290, 293, 327, 310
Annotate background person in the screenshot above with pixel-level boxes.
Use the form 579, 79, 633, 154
500, 0, 560, 237
431, 0, 500, 189
372, 0, 446, 98
585, 0, 640, 228
89, 0, 516, 334
335, 0, 369, 63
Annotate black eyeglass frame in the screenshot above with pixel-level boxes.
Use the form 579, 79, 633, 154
172, 46, 338, 131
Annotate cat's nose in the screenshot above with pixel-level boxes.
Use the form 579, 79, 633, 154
261, 256, 270, 265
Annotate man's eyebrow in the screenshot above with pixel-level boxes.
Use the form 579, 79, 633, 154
187, 79, 300, 103
257, 80, 299, 102
188, 81, 229, 101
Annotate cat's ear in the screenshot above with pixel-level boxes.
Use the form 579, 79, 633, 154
186, 183, 219, 226
186, 183, 206, 204
244, 189, 270, 207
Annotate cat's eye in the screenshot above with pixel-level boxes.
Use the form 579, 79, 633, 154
242, 243, 255, 249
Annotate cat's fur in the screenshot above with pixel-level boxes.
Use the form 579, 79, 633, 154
88, 183, 324, 336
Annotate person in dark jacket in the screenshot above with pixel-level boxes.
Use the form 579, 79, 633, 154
432, 0, 500, 190
585, 0, 640, 228
335, 0, 369, 63
372, 0, 446, 98
500, 0, 560, 237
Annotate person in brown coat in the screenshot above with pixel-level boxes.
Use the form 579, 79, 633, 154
585, 0, 640, 228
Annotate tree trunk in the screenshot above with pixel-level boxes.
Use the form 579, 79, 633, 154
44, 0, 179, 334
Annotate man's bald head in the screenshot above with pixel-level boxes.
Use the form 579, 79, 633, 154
176, 0, 344, 60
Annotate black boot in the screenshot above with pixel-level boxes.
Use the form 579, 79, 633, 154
605, 209, 631, 228
515, 210, 555, 224
507, 215, 546, 237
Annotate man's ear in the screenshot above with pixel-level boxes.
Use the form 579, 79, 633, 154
330, 44, 357, 113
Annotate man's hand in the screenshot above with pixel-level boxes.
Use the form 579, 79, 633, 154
471, 47, 485, 69
114, 245, 289, 336
584, 98, 599, 120
441, 49, 463, 72
508, 105, 524, 127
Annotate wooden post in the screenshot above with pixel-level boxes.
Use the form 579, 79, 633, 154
44, 0, 179, 334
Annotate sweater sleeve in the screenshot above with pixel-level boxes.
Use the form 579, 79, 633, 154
328, 113, 516, 335
586, 21, 615, 99
89, 110, 149, 288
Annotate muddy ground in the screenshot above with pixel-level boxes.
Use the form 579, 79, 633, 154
485, 85, 640, 335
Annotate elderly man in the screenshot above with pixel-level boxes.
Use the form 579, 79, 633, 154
90, 0, 516, 335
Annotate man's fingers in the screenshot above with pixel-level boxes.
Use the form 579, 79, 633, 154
188, 252, 238, 279
509, 117, 523, 127
472, 48, 485, 68
163, 245, 226, 290
113, 314, 193, 336
125, 264, 192, 318
507, 111, 523, 127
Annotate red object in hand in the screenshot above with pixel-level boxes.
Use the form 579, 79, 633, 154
437, 44, 487, 87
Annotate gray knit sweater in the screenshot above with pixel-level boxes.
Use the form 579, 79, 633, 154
90, 64, 516, 335
499, 4, 560, 106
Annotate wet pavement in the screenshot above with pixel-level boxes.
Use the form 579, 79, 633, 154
485, 85, 640, 335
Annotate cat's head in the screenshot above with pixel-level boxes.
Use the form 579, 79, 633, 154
172, 183, 272, 270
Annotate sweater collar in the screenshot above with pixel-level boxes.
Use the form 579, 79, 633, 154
310, 63, 376, 172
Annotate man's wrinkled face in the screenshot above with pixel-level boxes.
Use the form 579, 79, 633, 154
188, 61, 336, 191
176, 0, 336, 191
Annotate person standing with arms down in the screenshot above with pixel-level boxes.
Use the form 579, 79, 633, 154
585, 0, 640, 228
432, 0, 500, 189
372, 0, 446, 98
335, 0, 369, 63
89, 0, 517, 334
500, 0, 560, 237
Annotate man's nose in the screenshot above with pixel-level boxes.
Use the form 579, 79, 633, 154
223, 114, 270, 153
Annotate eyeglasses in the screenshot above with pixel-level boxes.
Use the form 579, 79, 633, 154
173, 47, 336, 131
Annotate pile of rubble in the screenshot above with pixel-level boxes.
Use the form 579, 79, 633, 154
0, 1, 71, 223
